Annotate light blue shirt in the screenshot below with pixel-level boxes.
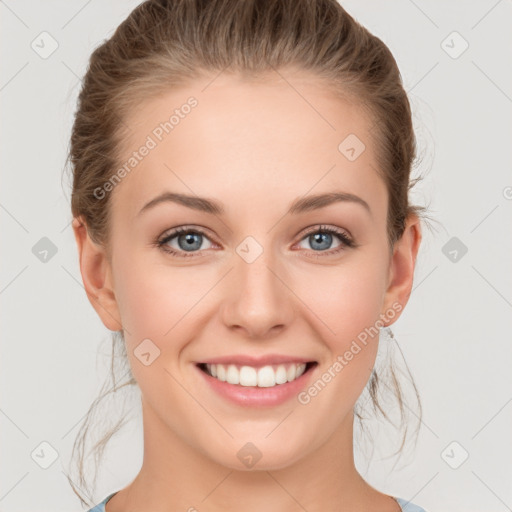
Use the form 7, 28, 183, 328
87, 492, 428, 511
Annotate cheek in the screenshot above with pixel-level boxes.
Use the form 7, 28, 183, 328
291, 260, 388, 428
114, 274, 170, 340
113, 266, 196, 405
112, 257, 215, 360
293, 254, 388, 405
112, 236, 182, 329
295, 255, 388, 347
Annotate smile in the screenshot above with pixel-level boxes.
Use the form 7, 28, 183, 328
197, 362, 317, 388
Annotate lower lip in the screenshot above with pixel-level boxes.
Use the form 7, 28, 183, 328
196, 363, 317, 407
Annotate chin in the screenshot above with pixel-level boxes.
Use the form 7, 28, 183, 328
204, 436, 308, 472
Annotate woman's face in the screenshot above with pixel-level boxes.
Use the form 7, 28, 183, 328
77, 69, 420, 470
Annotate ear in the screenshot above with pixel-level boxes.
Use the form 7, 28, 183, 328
71, 217, 122, 331
381, 214, 422, 326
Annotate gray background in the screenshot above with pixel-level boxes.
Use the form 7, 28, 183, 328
1, 1, 511, 511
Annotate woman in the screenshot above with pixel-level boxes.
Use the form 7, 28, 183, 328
68, 0, 428, 510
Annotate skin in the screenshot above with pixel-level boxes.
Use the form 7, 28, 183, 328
72, 68, 421, 512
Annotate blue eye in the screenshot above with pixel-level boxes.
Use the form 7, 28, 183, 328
157, 227, 213, 258
156, 224, 355, 258
296, 225, 355, 257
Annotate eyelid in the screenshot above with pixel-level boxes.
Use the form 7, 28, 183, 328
297, 224, 353, 241
158, 224, 216, 242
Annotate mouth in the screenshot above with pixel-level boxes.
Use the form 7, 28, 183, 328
196, 361, 318, 388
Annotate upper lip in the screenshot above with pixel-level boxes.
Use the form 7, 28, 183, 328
197, 354, 316, 367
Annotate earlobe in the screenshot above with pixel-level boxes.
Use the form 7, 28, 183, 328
72, 217, 122, 331
381, 215, 422, 326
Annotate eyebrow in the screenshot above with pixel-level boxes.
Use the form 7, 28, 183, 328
137, 191, 371, 217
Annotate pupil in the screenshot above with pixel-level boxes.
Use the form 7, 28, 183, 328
311, 232, 331, 250
180, 233, 201, 251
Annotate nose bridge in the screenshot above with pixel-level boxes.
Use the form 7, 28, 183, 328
221, 237, 294, 338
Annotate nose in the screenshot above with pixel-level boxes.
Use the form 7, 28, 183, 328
220, 247, 295, 340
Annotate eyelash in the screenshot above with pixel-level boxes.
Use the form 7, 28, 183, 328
155, 224, 356, 259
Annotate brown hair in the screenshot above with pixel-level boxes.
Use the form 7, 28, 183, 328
64, 0, 431, 506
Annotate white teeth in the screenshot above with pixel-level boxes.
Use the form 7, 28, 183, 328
226, 364, 240, 385
204, 362, 309, 387
287, 364, 297, 382
275, 365, 288, 384
216, 364, 226, 382
239, 366, 257, 386
257, 366, 275, 387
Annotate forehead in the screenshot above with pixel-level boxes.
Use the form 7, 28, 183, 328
111, 70, 386, 219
